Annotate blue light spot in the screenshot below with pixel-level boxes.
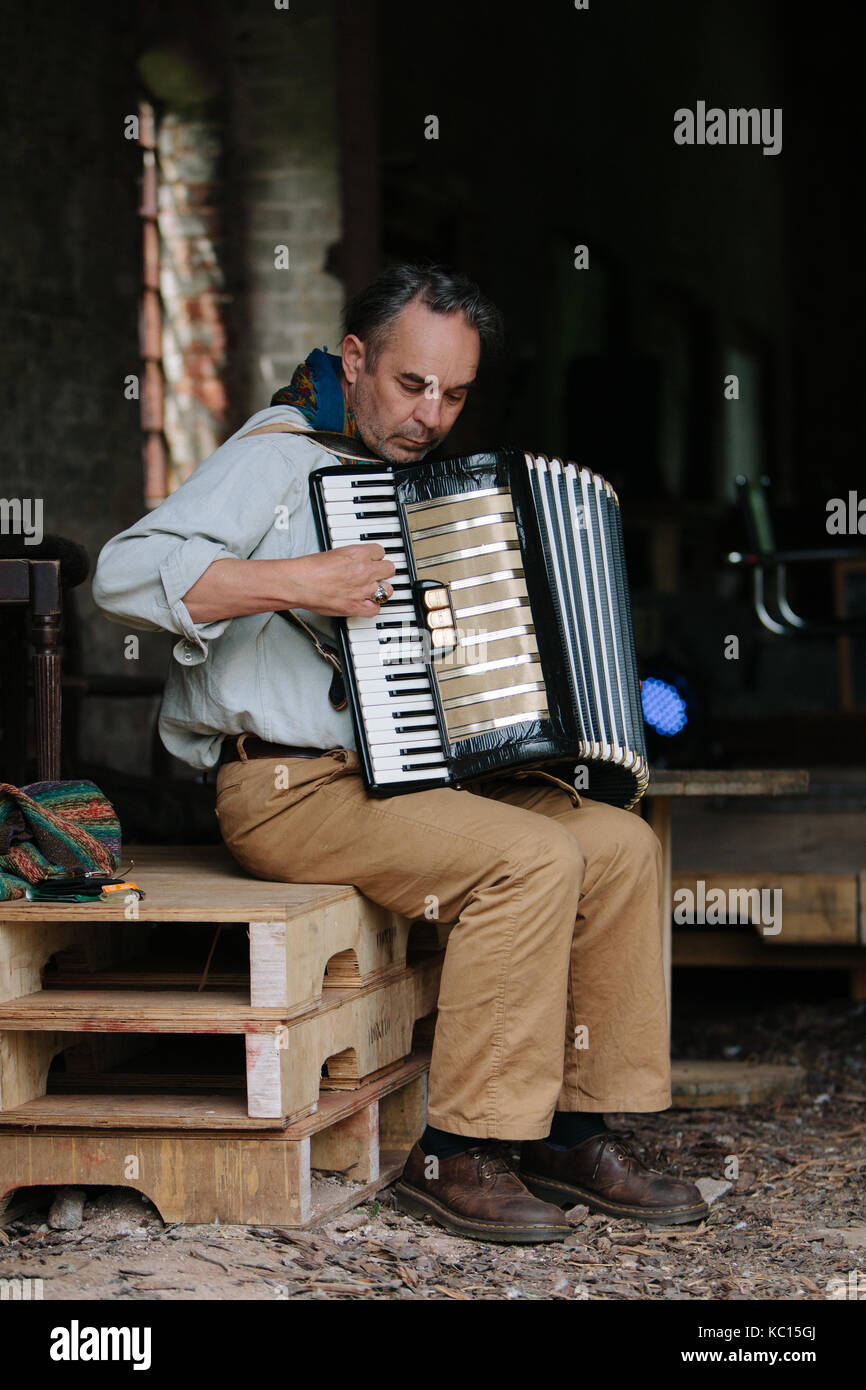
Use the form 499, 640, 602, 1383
642, 677, 688, 737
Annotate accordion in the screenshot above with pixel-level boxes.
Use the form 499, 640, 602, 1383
310, 450, 649, 809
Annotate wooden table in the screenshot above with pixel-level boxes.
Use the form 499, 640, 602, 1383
643, 769, 810, 1037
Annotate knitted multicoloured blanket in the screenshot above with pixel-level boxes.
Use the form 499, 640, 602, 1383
0, 781, 121, 901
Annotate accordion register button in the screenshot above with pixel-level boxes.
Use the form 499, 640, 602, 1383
423, 587, 450, 609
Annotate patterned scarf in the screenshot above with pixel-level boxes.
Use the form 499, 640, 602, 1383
271, 347, 359, 437
0, 780, 120, 901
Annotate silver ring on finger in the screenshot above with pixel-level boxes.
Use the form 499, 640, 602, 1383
374, 582, 389, 604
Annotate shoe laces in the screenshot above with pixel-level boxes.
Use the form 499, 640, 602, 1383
602, 1129, 639, 1166
470, 1140, 521, 1182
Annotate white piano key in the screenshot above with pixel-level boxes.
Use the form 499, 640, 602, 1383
349, 605, 415, 625
323, 505, 397, 517
370, 766, 449, 784
350, 647, 426, 663
330, 520, 404, 537
352, 652, 425, 669
371, 752, 449, 770
348, 637, 424, 653
366, 717, 439, 734
349, 622, 423, 637
322, 473, 394, 488
369, 729, 445, 749
359, 685, 433, 706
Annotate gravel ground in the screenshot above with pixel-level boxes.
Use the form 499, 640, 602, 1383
1, 975, 864, 1302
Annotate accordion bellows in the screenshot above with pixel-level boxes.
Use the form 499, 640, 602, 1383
311, 450, 649, 809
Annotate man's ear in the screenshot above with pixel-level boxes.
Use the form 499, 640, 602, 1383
341, 333, 365, 384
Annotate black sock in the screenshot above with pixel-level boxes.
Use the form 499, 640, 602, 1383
419, 1124, 481, 1159
545, 1111, 608, 1149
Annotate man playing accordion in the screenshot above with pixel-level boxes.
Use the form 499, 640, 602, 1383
94, 263, 707, 1242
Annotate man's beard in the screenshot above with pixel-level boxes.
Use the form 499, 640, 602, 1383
350, 378, 440, 464
354, 424, 439, 465
376, 434, 438, 464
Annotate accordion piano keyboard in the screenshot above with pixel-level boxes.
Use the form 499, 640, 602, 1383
321, 472, 449, 785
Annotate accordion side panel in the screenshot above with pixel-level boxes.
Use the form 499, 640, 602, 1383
599, 488, 639, 766
607, 494, 648, 771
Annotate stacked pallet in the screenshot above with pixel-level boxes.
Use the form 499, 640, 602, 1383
0, 847, 442, 1227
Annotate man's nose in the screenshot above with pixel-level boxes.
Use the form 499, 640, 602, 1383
411, 394, 443, 430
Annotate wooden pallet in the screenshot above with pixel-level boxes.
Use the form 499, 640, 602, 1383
0, 1053, 429, 1228
0, 954, 442, 1128
0, 845, 415, 1015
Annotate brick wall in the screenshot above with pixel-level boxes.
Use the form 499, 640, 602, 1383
157, 110, 229, 490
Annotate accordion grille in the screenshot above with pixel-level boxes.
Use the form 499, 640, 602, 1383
525, 454, 647, 789
404, 487, 550, 740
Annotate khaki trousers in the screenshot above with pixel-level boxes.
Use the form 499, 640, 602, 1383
215, 747, 671, 1140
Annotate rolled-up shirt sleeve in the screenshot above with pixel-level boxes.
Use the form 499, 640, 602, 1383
92, 434, 304, 666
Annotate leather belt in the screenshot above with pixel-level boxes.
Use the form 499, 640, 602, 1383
219, 735, 327, 765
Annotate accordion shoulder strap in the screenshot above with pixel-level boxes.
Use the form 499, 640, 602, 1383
511, 767, 582, 807
240, 420, 360, 711
240, 420, 378, 711
239, 421, 381, 464
276, 608, 347, 712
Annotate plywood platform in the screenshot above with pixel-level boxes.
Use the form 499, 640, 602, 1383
0, 1053, 429, 1228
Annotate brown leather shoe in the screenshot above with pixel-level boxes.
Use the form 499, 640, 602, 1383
520, 1132, 709, 1225
394, 1141, 570, 1244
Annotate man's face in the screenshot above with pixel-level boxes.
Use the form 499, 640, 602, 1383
341, 298, 480, 464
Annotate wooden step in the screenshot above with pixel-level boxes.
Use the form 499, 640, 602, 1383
671, 1059, 806, 1108
0, 846, 415, 1016
670, 871, 861, 944
0, 1053, 429, 1228
673, 929, 866, 970
0, 955, 443, 1128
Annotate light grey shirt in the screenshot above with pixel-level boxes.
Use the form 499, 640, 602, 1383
92, 404, 357, 770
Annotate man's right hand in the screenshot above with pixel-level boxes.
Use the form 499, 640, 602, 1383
286, 543, 396, 618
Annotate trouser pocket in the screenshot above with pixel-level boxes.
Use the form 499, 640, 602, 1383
215, 748, 361, 836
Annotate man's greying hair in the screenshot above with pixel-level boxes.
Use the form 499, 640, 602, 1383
342, 263, 504, 369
